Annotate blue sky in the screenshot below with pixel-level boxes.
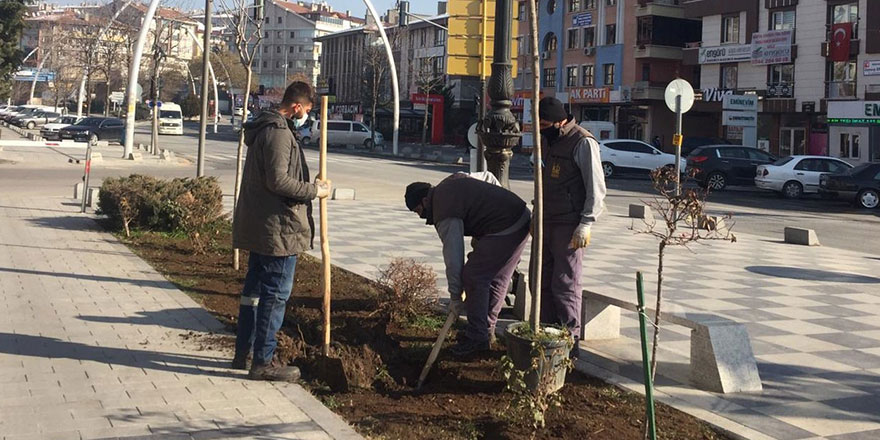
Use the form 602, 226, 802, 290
43, 0, 437, 16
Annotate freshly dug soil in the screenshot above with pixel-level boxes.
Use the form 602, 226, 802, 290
118, 226, 729, 440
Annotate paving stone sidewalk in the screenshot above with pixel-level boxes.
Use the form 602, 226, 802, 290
310, 199, 880, 440
0, 197, 362, 440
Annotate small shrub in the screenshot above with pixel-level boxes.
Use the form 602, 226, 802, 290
98, 174, 224, 244
376, 258, 439, 324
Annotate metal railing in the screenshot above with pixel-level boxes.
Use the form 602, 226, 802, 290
826, 81, 857, 99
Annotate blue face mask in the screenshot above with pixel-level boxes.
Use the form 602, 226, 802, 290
293, 113, 308, 129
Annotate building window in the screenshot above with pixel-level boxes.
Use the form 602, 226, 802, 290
720, 64, 738, 89
432, 57, 444, 75
277, 31, 283, 38
518, 1, 525, 20
607, 0, 616, 5
603, 63, 614, 85
641, 63, 650, 81
277, 16, 282, 24
434, 28, 446, 46
584, 0, 596, 8
276, 61, 281, 68
262, 61, 267, 68
264, 31, 269, 38
637, 17, 652, 44
839, 133, 860, 159
721, 14, 740, 44
581, 65, 594, 86
771, 10, 795, 30
275, 46, 281, 53
568, 28, 579, 49
547, 0, 556, 15
605, 24, 616, 45
420, 29, 426, 46
289, 46, 295, 53
583, 27, 595, 47
288, 61, 293, 68
566, 66, 578, 86
290, 31, 296, 38
543, 67, 557, 87
769, 64, 794, 85
544, 33, 558, 52
568, 0, 579, 13
263, 46, 268, 53
828, 60, 857, 98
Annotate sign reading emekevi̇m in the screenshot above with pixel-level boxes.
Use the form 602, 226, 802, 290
722, 94, 758, 112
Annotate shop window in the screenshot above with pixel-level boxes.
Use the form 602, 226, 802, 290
839, 133, 860, 158
721, 14, 740, 44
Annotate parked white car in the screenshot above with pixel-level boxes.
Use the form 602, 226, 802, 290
755, 155, 853, 198
40, 115, 82, 140
314, 120, 384, 149
600, 139, 687, 178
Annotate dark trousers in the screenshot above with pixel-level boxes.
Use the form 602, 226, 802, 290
540, 222, 583, 340
461, 224, 530, 343
235, 252, 297, 365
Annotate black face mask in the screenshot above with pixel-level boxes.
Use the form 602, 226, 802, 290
541, 126, 561, 143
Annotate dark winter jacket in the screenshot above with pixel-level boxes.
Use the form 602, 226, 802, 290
232, 110, 316, 256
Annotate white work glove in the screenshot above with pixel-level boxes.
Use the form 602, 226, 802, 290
569, 224, 592, 249
315, 179, 332, 199
447, 294, 464, 315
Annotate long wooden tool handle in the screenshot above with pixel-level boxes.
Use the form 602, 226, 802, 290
320, 96, 331, 357
416, 310, 457, 389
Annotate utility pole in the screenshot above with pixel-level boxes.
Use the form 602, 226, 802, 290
197, 0, 213, 177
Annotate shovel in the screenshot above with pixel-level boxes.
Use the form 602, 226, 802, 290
312, 95, 348, 392
416, 308, 458, 389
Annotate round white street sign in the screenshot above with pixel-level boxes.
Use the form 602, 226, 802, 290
664, 79, 695, 113
467, 122, 479, 148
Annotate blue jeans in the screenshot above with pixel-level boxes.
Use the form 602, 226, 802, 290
235, 252, 297, 365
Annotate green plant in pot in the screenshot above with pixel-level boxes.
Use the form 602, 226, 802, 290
497, 2, 574, 429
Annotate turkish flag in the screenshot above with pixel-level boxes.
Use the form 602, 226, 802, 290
830, 22, 853, 62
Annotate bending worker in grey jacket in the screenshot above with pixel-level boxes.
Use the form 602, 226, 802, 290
537, 97, 607, 359
405, 173, 530, 356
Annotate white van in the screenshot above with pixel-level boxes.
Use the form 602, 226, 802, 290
158, 103, 183, 135
579, 121, 616, 140
314, 120, 384, 149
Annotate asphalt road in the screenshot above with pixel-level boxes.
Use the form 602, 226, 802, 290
8, 120, 878, 256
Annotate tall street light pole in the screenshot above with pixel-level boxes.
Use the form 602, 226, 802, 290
197, 0, 213, 177
478, 0, 520, 188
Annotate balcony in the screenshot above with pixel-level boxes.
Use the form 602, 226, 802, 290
631, 81, 666, 101
826, 81, 858, 100
821, 39, 861, 58
634, 44, 683, 60
636, 0, 684, 19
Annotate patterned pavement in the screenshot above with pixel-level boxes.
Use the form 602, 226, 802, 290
310, 199, 880, 440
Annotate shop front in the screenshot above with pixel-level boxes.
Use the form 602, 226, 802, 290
827, 101, 880, 164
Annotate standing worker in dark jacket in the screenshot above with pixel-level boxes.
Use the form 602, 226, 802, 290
537, 97, 607, 359
232, 82, 331, 381
405, 173, 531, 356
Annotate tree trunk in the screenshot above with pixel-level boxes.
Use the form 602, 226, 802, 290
649, 241, 666, 380
421, 93, 429, 146
232, 66, 254, 270
527, 0, 543, 330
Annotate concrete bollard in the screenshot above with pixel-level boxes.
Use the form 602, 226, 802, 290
331, 188, 356, 200
784, 227, 820, 246
160, 149, 175, 161
87, 188, 100, 208
127, 152, 143, 161
74, 182, 84, 199
628, 204, 652, 219
89, 152, 103, 163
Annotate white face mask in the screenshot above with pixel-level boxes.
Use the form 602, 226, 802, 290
293, 112, 308, 129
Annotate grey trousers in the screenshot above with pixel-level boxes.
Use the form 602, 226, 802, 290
540, 222, 584, 340
461, 224, 530, 343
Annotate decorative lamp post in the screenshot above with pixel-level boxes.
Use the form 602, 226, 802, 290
478, 0, 520, 188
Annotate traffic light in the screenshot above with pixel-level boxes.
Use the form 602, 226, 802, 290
398, 1, 410, 27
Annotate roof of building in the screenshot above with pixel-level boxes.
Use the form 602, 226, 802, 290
273, 0, 365, 25
129, 2, 197, 24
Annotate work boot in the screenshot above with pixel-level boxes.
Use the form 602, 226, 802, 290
231, 353, 249, 370
248, 363, 301, 382
569, 345, 580, 361
450, 337, 490, 357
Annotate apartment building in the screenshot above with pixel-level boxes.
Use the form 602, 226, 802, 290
682, 0, 880, 163
253, 0, 363, 92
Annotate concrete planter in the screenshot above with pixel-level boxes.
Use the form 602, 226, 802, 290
505, 322, 571, 393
